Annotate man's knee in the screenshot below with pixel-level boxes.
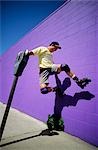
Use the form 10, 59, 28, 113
41, 87, 49, 94
61, 64, 70, 73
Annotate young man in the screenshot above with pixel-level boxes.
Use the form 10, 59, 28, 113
27, 41, 91, 94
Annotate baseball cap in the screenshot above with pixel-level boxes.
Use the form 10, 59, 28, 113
49, 41, 61, 49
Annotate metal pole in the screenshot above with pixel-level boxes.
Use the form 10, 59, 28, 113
0, 50, 29, 142
0, 76, 18, 141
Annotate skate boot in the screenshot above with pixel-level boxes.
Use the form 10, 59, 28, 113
76, 78, 91, 89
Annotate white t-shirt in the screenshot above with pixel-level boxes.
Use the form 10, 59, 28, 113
32, 46, 54, 68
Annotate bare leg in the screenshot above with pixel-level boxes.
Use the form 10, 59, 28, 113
57, 65, 76, 79
66, 71, 75, 78
60, 64, 91, 89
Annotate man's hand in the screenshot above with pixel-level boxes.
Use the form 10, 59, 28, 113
25, 50, 34, 56
25, 49, 29, 56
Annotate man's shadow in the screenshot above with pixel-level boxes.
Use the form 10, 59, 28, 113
54, 74, 95, 118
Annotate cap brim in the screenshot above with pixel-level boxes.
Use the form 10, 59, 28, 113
58, 46, 61, 49
55, 45, 61, 49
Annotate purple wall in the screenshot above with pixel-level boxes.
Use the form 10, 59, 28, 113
1, 0, 98, 146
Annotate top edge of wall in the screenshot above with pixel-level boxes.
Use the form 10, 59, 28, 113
1, 0, 71, 57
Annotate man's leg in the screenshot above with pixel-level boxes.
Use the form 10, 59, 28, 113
60, 64, 91, 89
39, 69, 55, 94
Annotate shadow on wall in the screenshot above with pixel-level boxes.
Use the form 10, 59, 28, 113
54, 75, 95, 118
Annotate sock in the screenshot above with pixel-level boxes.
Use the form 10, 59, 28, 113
72, 74, 79, 82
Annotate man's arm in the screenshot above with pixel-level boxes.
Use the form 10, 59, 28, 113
24, 49, 34, 56
26, 47, 42, 56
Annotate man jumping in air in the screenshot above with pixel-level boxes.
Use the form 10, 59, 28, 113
27, 41, 91, 94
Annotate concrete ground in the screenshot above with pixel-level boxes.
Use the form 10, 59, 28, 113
0, 102, 97, 150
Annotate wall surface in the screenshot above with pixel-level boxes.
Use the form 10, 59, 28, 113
1, 0, 98, 146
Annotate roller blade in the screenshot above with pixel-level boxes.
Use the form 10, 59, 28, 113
77, 78, 91, 89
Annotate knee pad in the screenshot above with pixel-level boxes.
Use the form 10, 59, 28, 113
61, 64, 70, 73
41, 87, 49, 94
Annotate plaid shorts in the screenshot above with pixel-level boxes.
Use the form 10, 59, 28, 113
39, 64, 60, 84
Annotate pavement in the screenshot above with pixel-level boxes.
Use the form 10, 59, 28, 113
0, 102, 97, 150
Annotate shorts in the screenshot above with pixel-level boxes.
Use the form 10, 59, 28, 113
39, 64, 60, 84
